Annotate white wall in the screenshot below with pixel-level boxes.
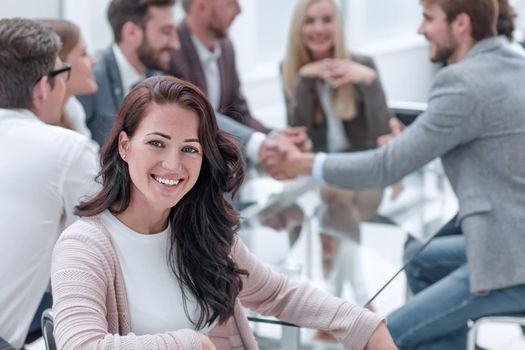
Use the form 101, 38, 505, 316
3, 0, 60, 18
63, 0, 112, 53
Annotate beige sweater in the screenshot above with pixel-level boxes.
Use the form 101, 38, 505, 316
51, 216, 383, 349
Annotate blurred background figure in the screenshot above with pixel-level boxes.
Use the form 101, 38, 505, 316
39, 19, 98, 140
281, 0, 392, 324
0, 18, 99, 349
78, 0, 179, 147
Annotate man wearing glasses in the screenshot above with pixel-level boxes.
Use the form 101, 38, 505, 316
0, 18, 99, 349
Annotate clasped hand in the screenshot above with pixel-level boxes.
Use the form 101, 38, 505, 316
259, 133, 305, 180
300, 58, 377, 87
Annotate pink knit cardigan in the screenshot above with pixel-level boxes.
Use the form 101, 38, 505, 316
51, 216, 383, 349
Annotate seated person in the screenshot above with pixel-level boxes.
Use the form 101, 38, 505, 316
51, 76, 396, 350
0, 18, 99, 349
281, 0, 391, 312
262, 0, 525, 348
40, 19, 99, 143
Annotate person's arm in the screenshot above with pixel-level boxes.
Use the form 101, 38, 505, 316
220, 40, 271, 134
216, 112, 255, 147
267, 67, 479, 188
60, 137, 100, 226
51, 228, 204, 350
322, 69, 479, 189
233, 238, 388, 350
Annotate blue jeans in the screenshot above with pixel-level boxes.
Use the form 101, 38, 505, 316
388, 235, 525, 350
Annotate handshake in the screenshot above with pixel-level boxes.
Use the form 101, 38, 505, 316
258, 117, 406, 181
258, 126, 316, 180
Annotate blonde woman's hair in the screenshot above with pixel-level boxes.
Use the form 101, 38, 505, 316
283, 0, 356, 123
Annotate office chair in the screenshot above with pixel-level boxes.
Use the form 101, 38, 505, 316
466, 314, 525, 350
41, 309, 56, 350
388, 100, 426, 126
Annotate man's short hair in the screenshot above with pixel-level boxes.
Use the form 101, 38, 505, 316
497, 0, 516, 41
107, 0, 176, 43
423, 0, 498, 41
0, 18, 61, 109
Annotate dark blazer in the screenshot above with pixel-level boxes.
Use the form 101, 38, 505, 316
284, 54, 392, 152
168, 20, 271, 134
77, 47, 124, 147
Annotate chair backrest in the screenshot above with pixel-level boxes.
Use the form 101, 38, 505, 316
41, 308, 56, 350
388, 100, 427, 126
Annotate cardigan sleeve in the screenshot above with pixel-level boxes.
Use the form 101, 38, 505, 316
233, 237, 383, 350
51, 228, 203, 350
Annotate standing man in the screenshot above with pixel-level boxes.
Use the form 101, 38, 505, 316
0, 18, 99, 349
78, 0, 180, 146
78, 0, 304, 167
265, 0, 525, 348
169, 0, 279, 133
169, 0, 309, 171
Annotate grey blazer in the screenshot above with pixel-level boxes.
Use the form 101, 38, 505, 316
321, 37, 525, 293
77, 47, 123, 147
77, 47, 256, 148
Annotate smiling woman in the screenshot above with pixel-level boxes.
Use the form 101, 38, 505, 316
51, 76, 394, 350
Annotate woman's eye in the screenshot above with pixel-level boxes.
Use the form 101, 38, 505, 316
148, 140, 163, 148
323, 16, 333, 24
182, 146, 198, 153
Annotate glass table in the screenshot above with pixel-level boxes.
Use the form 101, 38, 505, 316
237, 175, 418, 349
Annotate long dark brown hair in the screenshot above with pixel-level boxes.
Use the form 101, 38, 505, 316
77, 76, 247, 328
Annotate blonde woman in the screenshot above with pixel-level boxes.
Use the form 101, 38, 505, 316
282, 0, 394, 314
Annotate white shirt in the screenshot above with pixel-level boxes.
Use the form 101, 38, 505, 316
191, 35, 222, 110
0, 108, 99, 349
189, 37, 267, 163
313, 152, 328, 184
317, 82, 351, 152
64, 96, 93, 139
112, 44, 144, 97
100, 211, 212, 334
245, 131, 267, 163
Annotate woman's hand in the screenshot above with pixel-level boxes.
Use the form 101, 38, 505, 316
364, 321, 397, 350
299, 59, 334, 80
327, 59, 377, 87
299, 58, 377, 87
197, 333, 216, 350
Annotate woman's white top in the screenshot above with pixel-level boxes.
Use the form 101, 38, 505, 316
317, 81, 351, 152
100, 210, 212, 335
64, 96, 92, 138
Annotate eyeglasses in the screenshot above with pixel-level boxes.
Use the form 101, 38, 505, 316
48, 63, 72, 81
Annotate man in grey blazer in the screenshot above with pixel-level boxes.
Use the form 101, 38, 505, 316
265, 0, 525, 348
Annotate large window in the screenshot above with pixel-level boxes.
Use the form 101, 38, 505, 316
230, 0, 425, 80
345, 0, 424, 52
